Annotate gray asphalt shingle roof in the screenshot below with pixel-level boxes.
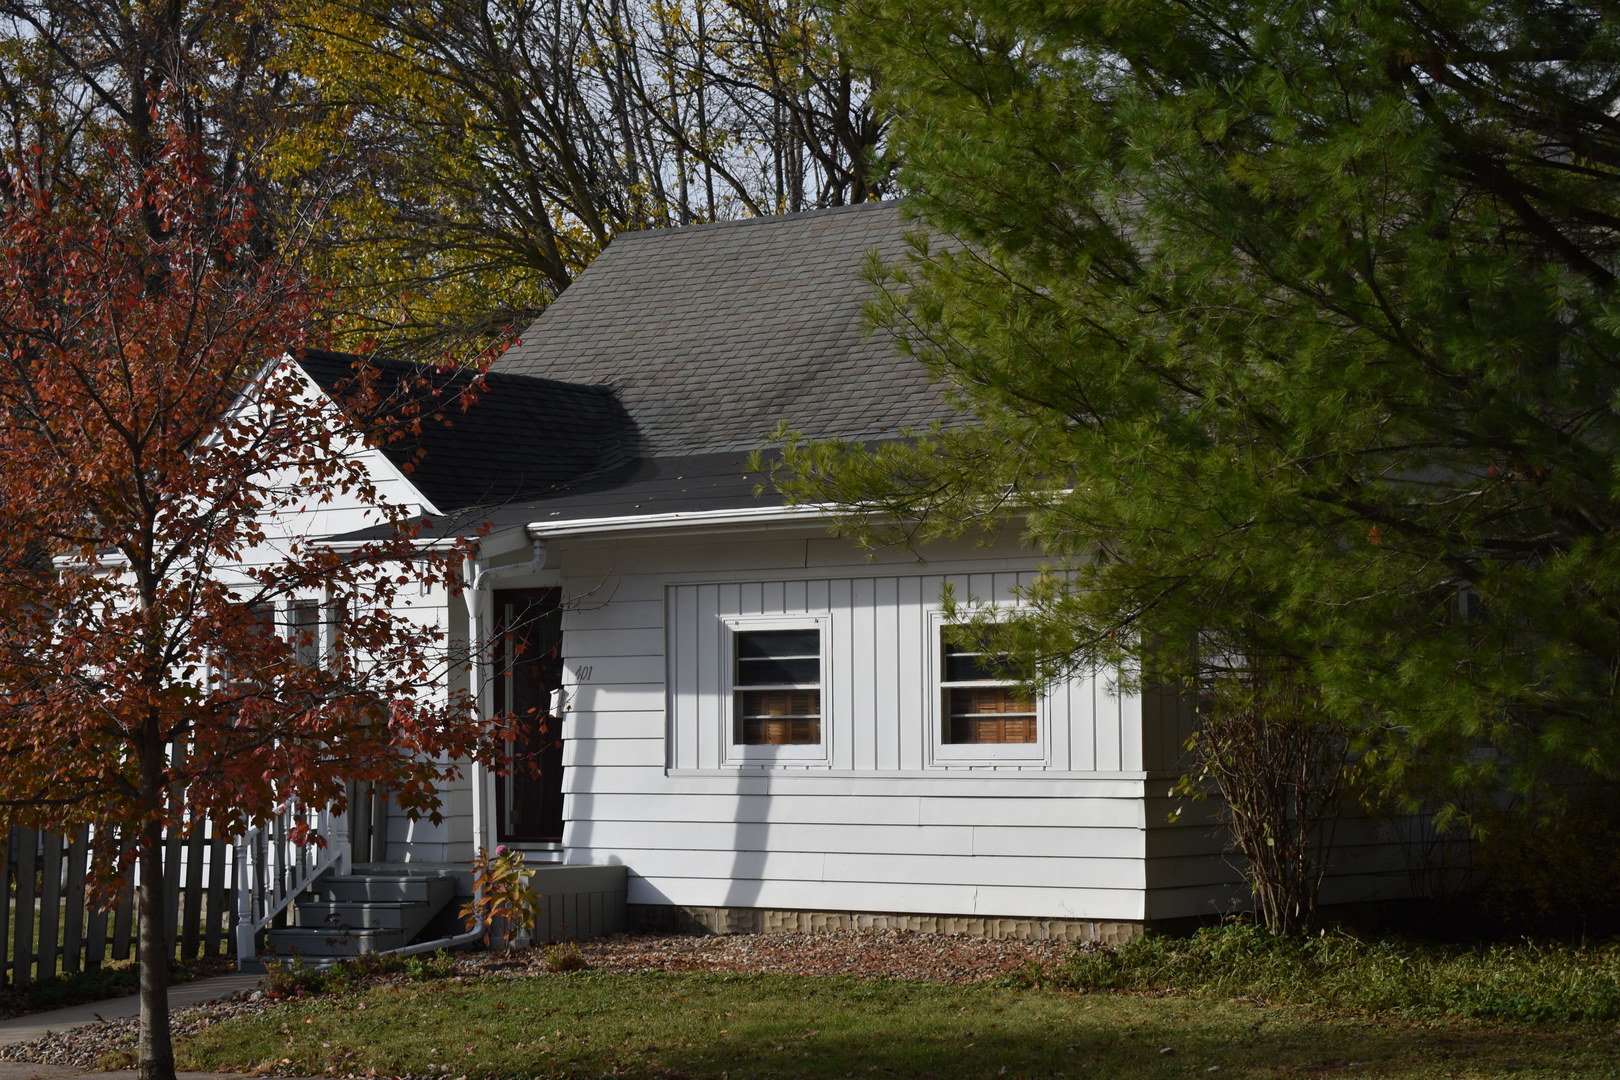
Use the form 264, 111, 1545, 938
296, 349, 635, 513
329, 450, 781, 546
314, 201, 956, 539
493, 201, 955, 456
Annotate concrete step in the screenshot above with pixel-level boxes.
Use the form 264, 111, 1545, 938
264, 924, 410, 958
258, 868, 460, 968
293, 898, 445, 939
318, 872, 456, 906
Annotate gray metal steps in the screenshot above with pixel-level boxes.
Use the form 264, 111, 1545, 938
260, 868, 458, 968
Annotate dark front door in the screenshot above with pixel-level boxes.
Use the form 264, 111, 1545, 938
493, 587, 565, 843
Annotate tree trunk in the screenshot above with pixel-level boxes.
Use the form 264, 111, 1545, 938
136, 816, 175, 1080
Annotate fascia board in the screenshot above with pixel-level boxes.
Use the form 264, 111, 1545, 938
322, 507, 840, 556
476, 522, 539, 561
522, 503, 838, 540
52, 551, 128, 572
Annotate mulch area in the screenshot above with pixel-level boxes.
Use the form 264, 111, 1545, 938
0, 929, 1086, 1070
490, 928, 1078, 982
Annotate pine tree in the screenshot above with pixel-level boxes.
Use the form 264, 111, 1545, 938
784, 2, 1620, 821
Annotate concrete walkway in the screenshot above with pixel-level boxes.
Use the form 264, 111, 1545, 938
0, 1066, 248, 1080
0, 973, 265, 1047
0, 972, 267, 1079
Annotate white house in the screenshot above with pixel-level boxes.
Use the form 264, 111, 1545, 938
274, 201, 1414, 950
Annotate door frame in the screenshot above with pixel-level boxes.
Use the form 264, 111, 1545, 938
491, 586, 565, 844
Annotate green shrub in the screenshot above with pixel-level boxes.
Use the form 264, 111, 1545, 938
264, 949, 454, 999
263, 956, 326, 998
404, 949, 455, 980
5, 961, 139, 1013
1469, 785, 1620, 936
1057, 922, 1620, 1022
543, 942, 588, 972
0, 955, 233, 1017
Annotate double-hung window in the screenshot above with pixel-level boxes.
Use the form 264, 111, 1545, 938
724, 617, 830, 764
932, 617, 1044, 763
287, 599, 322, 667
274, 595, 346, 669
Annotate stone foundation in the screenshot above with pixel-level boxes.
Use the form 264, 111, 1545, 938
628, 904, 1143, 944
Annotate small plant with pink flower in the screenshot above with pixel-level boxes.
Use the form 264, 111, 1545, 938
461, 844, 543, 949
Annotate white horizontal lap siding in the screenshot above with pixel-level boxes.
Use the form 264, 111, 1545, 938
1145, 882, 1251, 921
557, 565, 671, 871
366, 585, 457, 706
247, 381, 434, 557
381, 587, 476, 860
610, 848, 1144, 895
1141, 792, 1234, 915
572, 772, 1150, 798
564, 626, 665, 658
567, 692, 663, 736
554, 536, 1151, 921
564, 599, 664, 633
622, 876, 1144, 922
237, 377, 466, 865
1141, 793, 1425, 919
566, 785, 1149, 919
1314, 808, 1426, 903
564, 737, 665, 769
569, 819, 1146, 861
565, 787, 1144, 822
608, 842, 1145, 920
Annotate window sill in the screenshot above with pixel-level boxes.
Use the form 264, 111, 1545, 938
722, 744, 832, 767
929, 743, 1049, 766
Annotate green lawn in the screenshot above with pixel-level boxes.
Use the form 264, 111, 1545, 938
175, 970, 1620, 1079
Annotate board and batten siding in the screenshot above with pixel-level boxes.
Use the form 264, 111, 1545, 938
664, 573, 1135, 773
552, 531, 1158, 923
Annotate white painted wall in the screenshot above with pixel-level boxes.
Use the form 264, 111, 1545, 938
216, 358, 440, 581
381, 576, 477, 864
234, 361, 474, 863
540, 522, 1422, 924
551, 526, 1156, 922
1141, 790, 1425, 921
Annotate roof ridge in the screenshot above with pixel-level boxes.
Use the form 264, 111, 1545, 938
605, 200, 902, 244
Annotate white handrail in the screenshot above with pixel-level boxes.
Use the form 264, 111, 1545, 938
234, 801, 351, 969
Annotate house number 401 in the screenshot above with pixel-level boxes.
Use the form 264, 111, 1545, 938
574, 665, 593, 682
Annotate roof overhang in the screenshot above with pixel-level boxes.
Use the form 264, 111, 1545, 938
521, 502, 836, 542
320, 502, 839, 558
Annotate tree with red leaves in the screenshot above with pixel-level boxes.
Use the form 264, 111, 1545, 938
0, 132, 501, 1080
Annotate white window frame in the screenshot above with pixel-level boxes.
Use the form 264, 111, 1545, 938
720, 613, 833, 766
276, 591, 345, 669
926, 610, 1047, 765
286, 597, 322, 667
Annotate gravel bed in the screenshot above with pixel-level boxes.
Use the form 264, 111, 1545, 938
0, 997, 267, 1071
0, 929, 1083, 1070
